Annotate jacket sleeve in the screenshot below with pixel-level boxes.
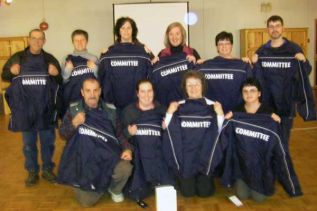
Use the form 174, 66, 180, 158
105, 104, 134, 152
302, 60, 312, 75
162, 114, 183, 175
292, 44, 312, 75
295, 61, 317, 121
59, 109, 77, 140
253, 60, 270, 104
98, 56, 114, 103
217, 120, 235, 188
273, 131, 303, 197
120, 105, 137, 140
246, 63, 253, 78
45, 52, 62, 85
115, 116, 134, 152
61, 54, 73, 83
1, 52, 21, 82
145, 55, 153, 79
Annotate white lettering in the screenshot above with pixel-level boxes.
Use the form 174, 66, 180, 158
235, 127, 270, 142
204, 73, 234, 80
110, 60, 138, 67
181, 121, 211, 128
78, 127, 108, 142
22, 78, 47, 85
160, 64, 188, 77
261, 61, 291, 68
136, 129, 161, 136
71, 67, 94, 76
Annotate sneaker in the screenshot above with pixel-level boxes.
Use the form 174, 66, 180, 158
25, 171, 39, 187
41, 170, 57, 183
108, 188, 124, 203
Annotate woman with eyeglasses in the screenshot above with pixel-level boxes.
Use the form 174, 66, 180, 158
163, 71, 224, 198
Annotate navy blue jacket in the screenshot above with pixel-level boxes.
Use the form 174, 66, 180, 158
5, 52, 59, 131
98, 43, 152, 109
197, 56, 253, 113
256, 38, 311, 74
254, 38, 315, 120
61, 55, 95, 116
254, 56, 316, 120
149, 53, 195, 106
218, 113, 302, 197
124, 109, 173, 200
163, 98, 220, 178
57, 108, 122, 192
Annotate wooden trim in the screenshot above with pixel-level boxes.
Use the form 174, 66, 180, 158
315, 19, 317, 86
241, 27, 308, 31
0, 36, 28, 41
240, 28, 308, 58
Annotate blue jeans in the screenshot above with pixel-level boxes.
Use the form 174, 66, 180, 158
22, 128, 56, 172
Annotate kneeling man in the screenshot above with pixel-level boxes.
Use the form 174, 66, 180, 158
58, 78, 133, 207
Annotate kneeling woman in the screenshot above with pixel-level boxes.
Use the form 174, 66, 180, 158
225, 78, 285, 202
121, 79, 174, 203
163, 71, 224, 197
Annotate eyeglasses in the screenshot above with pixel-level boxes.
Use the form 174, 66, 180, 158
242, 89, 259, 94
268, 24, 283, 29
217, 42, 232, 47
186, 83, 201, 87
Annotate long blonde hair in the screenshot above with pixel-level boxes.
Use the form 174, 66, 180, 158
164, 22, 187, 48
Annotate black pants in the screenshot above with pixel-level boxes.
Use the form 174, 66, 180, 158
177, 174, 215, 197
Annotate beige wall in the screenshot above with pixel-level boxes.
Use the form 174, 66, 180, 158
0, 0, 315, 84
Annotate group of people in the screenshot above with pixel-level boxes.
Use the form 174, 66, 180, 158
1, 14, 315, 208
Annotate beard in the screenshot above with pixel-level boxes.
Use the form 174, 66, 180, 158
270, 31, 282, 39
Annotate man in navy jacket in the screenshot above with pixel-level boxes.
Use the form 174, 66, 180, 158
252, 15, 315, 146
2, 29, 62, 187
59, 78, 133, 207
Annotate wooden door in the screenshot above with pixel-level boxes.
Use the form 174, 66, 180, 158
10, 38, 28, 54
0, 37, 28, 115
246, 30, 264, 58
315, 20, 317, 87
0, 37, 28, 90
0, 40, 13, 90
0, 40, 11, 58
289, 29, 307, 55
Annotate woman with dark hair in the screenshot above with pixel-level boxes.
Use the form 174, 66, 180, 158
196, 31, 253, 114
99, 17, 154, 111
224, 77, 281, 202
113, 17, 138, 44
163, 71, 224, 198
225, 77, 281, 122
102, 17, 155, 58
121, 79, 173, 204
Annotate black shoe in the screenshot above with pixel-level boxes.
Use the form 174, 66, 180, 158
42, 170, 57, 183
25, 171, 39, 187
